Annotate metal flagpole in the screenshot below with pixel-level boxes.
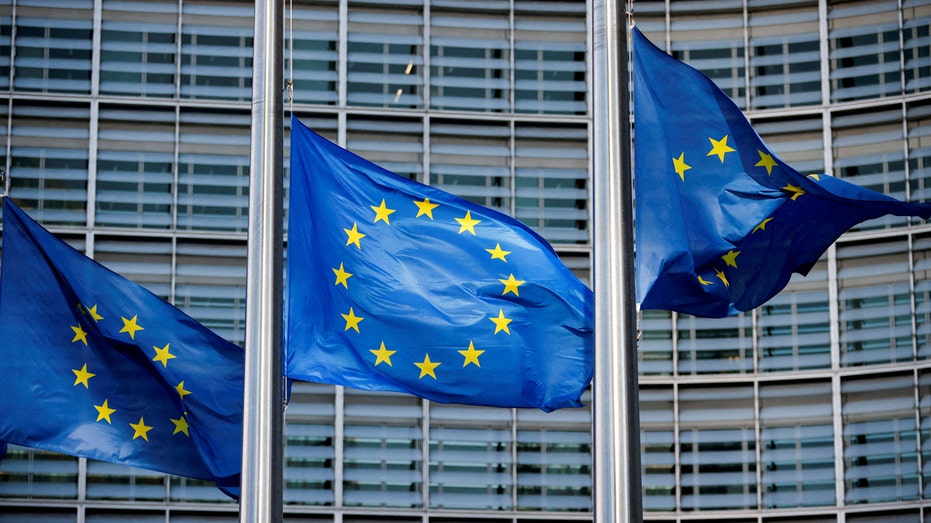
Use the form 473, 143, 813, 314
591, 0, 642, 522
241, 0, 284, 520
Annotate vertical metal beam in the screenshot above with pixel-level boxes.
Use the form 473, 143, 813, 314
241, 0, 284, 520
591, 1, 642, 522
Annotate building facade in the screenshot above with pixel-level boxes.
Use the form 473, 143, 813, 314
0, 0, 931, 522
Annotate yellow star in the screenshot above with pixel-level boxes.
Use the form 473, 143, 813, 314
753, 217, 773, 233
490, 309, 512, 335
672, 152, 691, 181
176, 381, 191, 398
71, 325, 88, 345
808, 174, 821, 181
344, 223, 366, 249
486, 243, 511, 262
72, 363, 95, 388
79, 303, 104, 322
171, 415, 190, 436
130, 417, 153, 441
499, 274, 525, 296
332, 262, 353, 289
152, 343, 176, 368
755, 150, 778, 175
120, 315, 144, 340
715, 268, 730, 287
707, 135, 736, 162
721, 250, 740, 268
455, 210, 481, 235
342, 307, 364, 333
414, 353, 441, 379
697, 275, 713, 286
458, 341, 485, 368
94, 399, 116, 424
371, 199, 396, 224
782, 184, 805, 201
414, 197, 439, 219
370, 341, 396, 367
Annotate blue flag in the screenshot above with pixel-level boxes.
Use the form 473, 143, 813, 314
632, 27, 931, 318
0, 198, 243, 494
285, 115, 593, 412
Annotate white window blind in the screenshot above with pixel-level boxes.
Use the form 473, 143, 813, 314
837, 240, 914, 367
180, 0, 252, 101
828, 0, 902, 102
95, 107, 175, 229
843, 373, 920, 504
13, 0, 92, 94
10, 103, 89, 225
100, 0, 178, 98
177, 110, 250, 232
513, 1, 586, 115
833, 108, 908, 231
760, 381, 835, 508
347, 9, 423, 109
514, 124, 588, 244
749, 6, 821, 109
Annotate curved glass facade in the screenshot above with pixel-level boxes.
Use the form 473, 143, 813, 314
1, 0, 931, 521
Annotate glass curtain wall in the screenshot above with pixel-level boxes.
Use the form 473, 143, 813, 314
4, 0, 931, 522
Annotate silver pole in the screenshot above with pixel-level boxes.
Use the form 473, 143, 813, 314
591, 1, 642, 523
240, 0, 284, 520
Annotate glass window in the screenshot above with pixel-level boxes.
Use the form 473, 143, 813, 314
837, 239, 914, 367
342, 390, 423, 508
0, 445, 79, 500
85, 462, 167, 502
678, 385, 757, 510
13, 0, 92, 94
904, 1, 931, 93
0, 0, 11, 91
9, 102, 89, 225
430, 9, 510, 113
93, 236, 173, 301
752, 115, 826, 176
760, 380, 835, 508
514, 123, 588, 244
639, 309, 674, 376
515, 391, 592, 512
513, 1, 586, 115
639, 386, 675, 511
833, 108, 909, 231
346, 116, 423, 183
758, 261, 831, 372
669, 13, 746, 109
101, 0, 178, 98
95, 106, 176, 229
748, 3, 822, 109
676, 313, 753, 375
914, 234, 931, 359
174, 240, 246, 346
283, 382, 335, 506
180, 0, 253, 101
347, 7, 423, 109
842, 373, 920, 504
429, 404, 512, 510
908, 99, 931, 207
429, 120, 511, 215
290, 0, 338, 106
828, 0, 902, 102
177, 109, 250, 232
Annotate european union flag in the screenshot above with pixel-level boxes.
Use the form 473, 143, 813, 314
0, 198, 243, 494
632, 27, 931, 317
285, 115, 593, 412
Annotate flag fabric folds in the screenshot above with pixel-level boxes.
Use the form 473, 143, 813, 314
632, 27, 931, 318
285, 115, 594, 412
0, 198, 244, 493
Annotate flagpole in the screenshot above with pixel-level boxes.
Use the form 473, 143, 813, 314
591, 1, 642, 522
241, 0, 284, 520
